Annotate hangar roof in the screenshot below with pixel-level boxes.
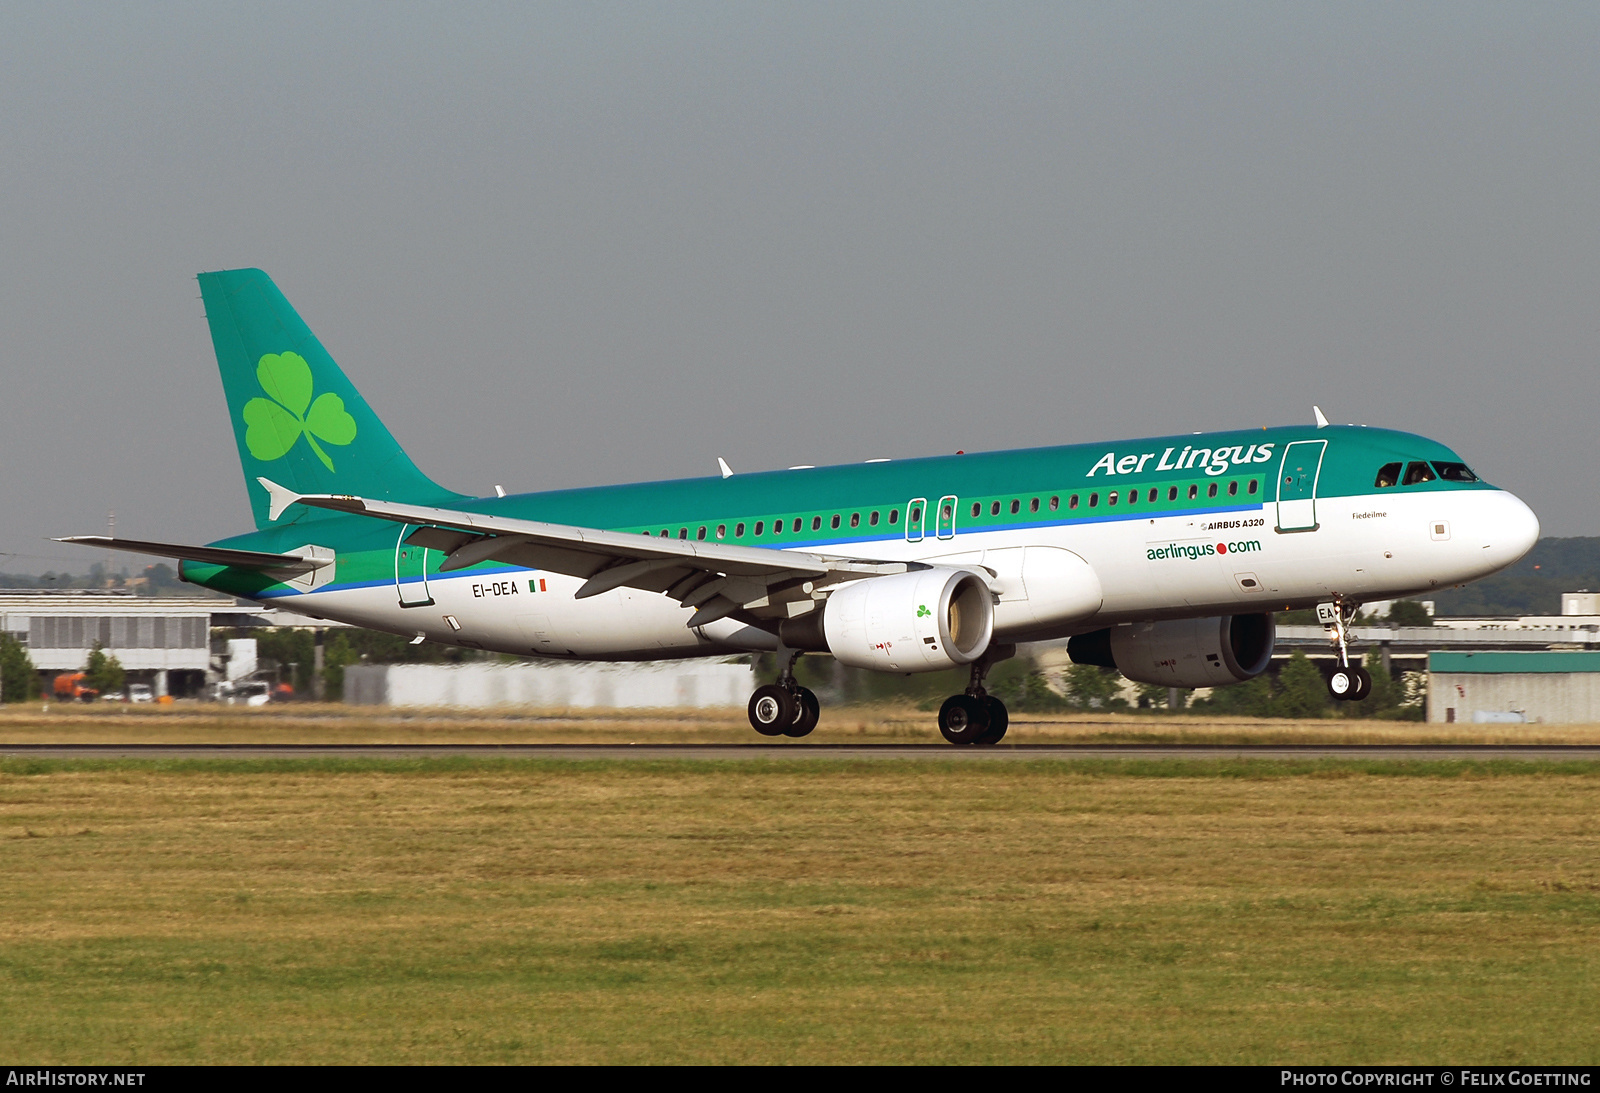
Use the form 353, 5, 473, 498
1428, 651, 1600, 674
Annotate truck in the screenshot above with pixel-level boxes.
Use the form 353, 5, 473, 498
53, 673, 99, 702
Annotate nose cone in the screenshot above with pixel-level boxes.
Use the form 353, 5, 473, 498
1482, 491, 1541, 571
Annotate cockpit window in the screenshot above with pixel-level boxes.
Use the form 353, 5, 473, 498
1402, 461, 1436, 486
1432, 461, 1479, 483
1375, 462, 1402, 488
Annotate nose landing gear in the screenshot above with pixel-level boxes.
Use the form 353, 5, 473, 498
747, 649, 820, 738
1317, 599, 1372, 702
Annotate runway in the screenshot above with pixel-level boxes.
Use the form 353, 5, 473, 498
5, 743, 1600, 760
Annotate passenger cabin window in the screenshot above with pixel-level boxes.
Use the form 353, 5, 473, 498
1030, 498, 1039, 513
1147, 488, 1157, 502
679, 528, 688, 539
1070, 495, 1079, 509
1168, 486, 1178, 501
975, 502, 985, 517
1207, 483, 1218, 499
735, 523, 745, 537
812, 516, 822, 531
660, 529, 669, 537
889, 509, 899, 524
793, 518, 802, 532
697, 527, 707, 540
1108, 491, 1118, 506
1248, 479, 1259, 495
716, 524, 726, 539
1010, 499, 1020, 514
870, 511, 879, 526
754, 521, 764, 536
831, 515, 841, 529
1375, 462, 1402, 488
1049, 496, 1059, 510
1187, 484, 1198, 500
1402, 461, 1436, 486
1089, 493, 1099, 507
908, 506, 919, 525
1433, 461, 1479, 483
850, 513, 860, 528
1227, 481, 1238, 496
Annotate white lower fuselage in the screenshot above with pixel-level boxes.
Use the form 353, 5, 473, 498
254, 488, 1538, 662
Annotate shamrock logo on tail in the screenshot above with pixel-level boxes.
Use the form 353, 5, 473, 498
242, 352, 357, 472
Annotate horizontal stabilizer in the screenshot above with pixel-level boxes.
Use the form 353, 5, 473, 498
55, 536, 331, 575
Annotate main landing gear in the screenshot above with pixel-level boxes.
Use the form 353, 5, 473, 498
1317, 599, 1372, 702
936, 657, 1009, 746
747, 649, 820, 738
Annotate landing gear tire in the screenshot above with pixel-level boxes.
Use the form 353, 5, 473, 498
1349, 666, 1372, 701
974, 696, 1009, 746
938, 694, 991, 746
1328, 666, 1372, 702
749, 684, 797, 736
785, 686, 820, 738
1328, 667, 1355, 701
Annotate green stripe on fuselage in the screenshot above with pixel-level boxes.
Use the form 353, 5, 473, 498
181, 424, 1491, 597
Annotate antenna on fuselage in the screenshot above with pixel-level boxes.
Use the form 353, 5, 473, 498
1313, 405, 1330, 428
717, 457, 734, 479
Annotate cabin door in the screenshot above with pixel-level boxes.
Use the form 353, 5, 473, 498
1275, 440, 1327, 533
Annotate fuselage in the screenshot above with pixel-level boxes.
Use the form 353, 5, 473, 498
182, 423, 1540, 659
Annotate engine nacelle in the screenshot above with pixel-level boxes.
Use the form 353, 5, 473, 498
818, 568, 995, 672
1069, 614, 1276, 688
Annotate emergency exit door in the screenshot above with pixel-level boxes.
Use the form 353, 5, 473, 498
905, 498, 926, 543
1275, 440, 1327, 533
395, 525, 435, 607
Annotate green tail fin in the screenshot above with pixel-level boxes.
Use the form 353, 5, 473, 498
199, 268, 462, 529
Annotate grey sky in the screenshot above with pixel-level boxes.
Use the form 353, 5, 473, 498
2, 3, 1597, 574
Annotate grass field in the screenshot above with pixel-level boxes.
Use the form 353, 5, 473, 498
2, 755, 1598, 1064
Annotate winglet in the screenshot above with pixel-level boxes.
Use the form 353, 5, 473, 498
1313, 405, 1329, 429
717, 457, 733, 479
257, 477, 302, 522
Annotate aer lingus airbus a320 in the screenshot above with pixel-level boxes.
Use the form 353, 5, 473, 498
64, 269, 1540, 743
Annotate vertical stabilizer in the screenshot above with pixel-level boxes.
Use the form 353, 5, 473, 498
198, 269, 462, 529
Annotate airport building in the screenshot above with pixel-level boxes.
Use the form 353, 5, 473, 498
0, 589, 319, 698
1427, 651, 1600, 725
0, 590, 218, 696
345, 660, 755, 709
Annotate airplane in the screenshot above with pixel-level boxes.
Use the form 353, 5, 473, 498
62, 268, 1540, 744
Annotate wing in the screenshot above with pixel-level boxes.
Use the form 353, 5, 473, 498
266, 478, 915, 627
